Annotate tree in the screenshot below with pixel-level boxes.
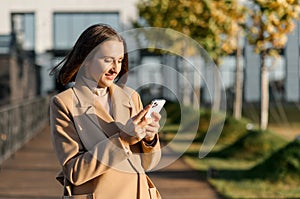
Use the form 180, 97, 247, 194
135, 0, 245, 111
233, 28, 244, 119
246, 0, 300, 130
232, 3, 248, 119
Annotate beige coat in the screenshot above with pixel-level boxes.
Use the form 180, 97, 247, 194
50, 82, 162, 199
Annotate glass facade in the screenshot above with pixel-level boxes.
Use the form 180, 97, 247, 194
11, 13, 35, 51
53, 12, 120, 50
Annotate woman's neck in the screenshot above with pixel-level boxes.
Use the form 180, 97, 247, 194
94, 87, 108, 97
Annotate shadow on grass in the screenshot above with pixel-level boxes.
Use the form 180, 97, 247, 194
207, 168, 250, 181
183, 151, 259, 181
205, 129, 287, 160
184, 139, 300, 185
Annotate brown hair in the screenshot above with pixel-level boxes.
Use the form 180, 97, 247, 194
50, 24, 128, 85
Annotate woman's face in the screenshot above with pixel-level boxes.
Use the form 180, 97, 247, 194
86, 40, 124, 88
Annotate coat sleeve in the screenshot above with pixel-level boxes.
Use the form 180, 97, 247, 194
130, 91, 162, 171
50, 95, 130, 186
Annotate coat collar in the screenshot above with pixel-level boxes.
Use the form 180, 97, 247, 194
72, 82, 133, 130
70, 62, 136, 146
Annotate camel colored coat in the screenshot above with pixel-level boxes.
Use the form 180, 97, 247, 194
50, 82, 161, 199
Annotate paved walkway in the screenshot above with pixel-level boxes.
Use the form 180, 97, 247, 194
0, 126, 222, 199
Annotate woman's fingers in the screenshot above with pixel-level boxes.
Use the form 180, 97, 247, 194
133, 105, 151, 124
135, 126, 146, 139
121, 104, 161, 145
144, 125, 159, 133
143, 114, 161, 140
150, 112, 161, 122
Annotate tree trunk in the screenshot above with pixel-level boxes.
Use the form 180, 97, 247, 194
193, 58, 201, 110
260, 51, 269, 130
182, 58, 190, 106
182, 43, 191, 106
212, 62, 221, 112
233, 34, 243, 119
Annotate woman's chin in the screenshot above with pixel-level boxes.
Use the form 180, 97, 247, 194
98, 80, 114, 88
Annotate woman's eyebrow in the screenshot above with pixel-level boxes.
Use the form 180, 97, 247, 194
102, 55, 124, 59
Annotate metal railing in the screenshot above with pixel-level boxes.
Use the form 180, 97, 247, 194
0, 96, 50, 165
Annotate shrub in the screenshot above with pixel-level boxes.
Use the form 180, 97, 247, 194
195, 112, 249, 148
249, 139, 300, 183
209, 129, 288, 160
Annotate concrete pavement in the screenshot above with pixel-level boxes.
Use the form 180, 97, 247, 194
0, 126, 222, 199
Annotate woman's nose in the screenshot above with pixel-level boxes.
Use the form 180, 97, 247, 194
112, 60, 121, 69
111, 60, 118, 69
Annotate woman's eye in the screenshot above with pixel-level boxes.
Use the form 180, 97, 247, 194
104, 58, 113, 63
118, 59, 123, 63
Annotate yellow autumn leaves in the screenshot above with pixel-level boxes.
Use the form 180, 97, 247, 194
137, 0, 300, 61
249, 0, 300, 54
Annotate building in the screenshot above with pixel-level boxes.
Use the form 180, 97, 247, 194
0, 0, 299, 106
0, 33, 40, 105
0, 0, 139, 95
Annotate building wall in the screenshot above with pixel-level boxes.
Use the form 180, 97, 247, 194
0, 0, 139, 94
0, 0, 139, 53
0, 56, 10, 104
1, 1, 299, 103
286, 22, 300, 102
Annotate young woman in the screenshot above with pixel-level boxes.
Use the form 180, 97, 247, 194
50, 24, 162, 199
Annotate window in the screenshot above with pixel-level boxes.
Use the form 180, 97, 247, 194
53, 12, 120, 50
11, 13, 35, 51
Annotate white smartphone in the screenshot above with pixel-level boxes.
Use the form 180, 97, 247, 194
145, 99, 166, 118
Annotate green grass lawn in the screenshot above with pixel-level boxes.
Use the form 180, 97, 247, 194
181, 141, 300, 198
161, 128, 300, 198
160, 103, 300, 198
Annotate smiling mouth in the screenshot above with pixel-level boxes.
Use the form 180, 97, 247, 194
105, 69, 117, 80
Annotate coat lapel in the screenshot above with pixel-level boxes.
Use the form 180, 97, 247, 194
72, 83, 134, 149
109, 84, 133, 125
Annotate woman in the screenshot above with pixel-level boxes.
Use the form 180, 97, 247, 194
50, 24, 162, 199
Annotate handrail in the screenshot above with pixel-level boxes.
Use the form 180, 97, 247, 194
0, 96, 50, 165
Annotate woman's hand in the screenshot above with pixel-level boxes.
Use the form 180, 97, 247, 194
143, 112, 161, 142
120, 105, 152, 145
